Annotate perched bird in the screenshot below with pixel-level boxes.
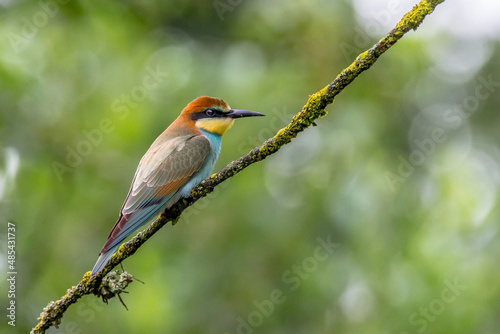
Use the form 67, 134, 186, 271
91, 96, 264, 277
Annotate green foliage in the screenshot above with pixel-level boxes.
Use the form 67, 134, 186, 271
1, 0, 499, 333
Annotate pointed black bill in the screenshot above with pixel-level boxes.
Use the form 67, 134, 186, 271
226, 109, 265, 118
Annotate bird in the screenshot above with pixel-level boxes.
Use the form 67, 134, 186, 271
90, 96, 264, 278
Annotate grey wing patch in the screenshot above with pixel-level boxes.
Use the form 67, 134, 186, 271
122, 135, 211, 214
160, 136, 211, 181
132, 135, 192, 194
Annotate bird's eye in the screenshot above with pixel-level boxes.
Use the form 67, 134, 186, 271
205, 109, 216, 117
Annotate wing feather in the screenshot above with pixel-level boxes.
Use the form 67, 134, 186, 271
123, 135, 210, 214
99, 134, 211, 255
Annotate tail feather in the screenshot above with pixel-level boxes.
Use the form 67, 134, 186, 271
90, 207, 161, 278
90, 245, 119, 278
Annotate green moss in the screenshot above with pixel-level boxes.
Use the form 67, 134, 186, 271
117, 244, 126, 255
395, 0, 444, 31
82, 271, 91, 282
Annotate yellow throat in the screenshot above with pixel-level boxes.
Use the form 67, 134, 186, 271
196, 118, 235, 136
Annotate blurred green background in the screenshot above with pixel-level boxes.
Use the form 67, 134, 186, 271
1, 0, 500, 333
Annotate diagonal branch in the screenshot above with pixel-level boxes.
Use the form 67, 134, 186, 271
31, 1, 445, 332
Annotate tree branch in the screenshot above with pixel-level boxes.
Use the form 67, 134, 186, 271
31, 1, 445, 332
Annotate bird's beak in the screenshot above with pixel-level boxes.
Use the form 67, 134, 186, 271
226, 109, 265, 118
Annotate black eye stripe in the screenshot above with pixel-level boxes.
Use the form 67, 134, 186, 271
190, 108, 226, 120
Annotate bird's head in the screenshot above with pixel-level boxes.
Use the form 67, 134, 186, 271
181, 96, 264, 136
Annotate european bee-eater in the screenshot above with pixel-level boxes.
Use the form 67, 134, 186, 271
91, 96, 264, 277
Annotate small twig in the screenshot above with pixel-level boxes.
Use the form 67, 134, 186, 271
117, 294, 129, 311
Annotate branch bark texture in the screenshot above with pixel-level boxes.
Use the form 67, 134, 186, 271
32, 1, 445, 332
